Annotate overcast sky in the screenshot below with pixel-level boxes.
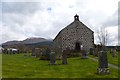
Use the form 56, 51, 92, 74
0, 0, 119, 46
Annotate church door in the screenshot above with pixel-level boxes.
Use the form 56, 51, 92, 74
75, 42, 81, 50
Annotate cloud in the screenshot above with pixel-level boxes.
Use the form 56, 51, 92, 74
2, 2, 42, 14
1, 0, 119, 46
103, 10, 118, 27
1, 24, 26, 42
106, 26, 118, 46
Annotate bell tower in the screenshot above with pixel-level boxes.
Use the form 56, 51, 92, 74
74, 14, 79, 21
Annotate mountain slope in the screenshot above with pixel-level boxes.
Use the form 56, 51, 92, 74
2, 37, 53, 46
23, 37, 48, 44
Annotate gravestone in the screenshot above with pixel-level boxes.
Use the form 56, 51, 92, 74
110, 49, 117, 57
94, 48, 99, 56
81, 47, 87, 59
35, 48, 41, 58
97, 51, 110, 74
45, 48, 51, 60
50, 52, 56, 65
89, 48, 94, 55
40, 48, 51, 60
62, 50, 68, 64
32, 48, 36, 57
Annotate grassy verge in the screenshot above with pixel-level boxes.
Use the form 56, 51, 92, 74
0, 54, 2, 78
2, 53, 118, 78
107, 51, 119, 67
88, 51, 119, 67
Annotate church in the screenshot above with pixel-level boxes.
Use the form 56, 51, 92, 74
53, 14, 94, 53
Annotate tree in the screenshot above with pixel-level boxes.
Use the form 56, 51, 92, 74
17, 43, 26, 53
97, 26, 109, 46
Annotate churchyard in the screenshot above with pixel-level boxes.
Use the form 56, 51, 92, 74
1, 50, 119, 78
1, 14, 119, 78
88, 50, 119, 67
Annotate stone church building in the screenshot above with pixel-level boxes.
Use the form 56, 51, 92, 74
53, 14, 94, 53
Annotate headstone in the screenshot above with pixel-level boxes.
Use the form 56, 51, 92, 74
110, 49, 117, 57
97, 51, 110, 74
89, 48, 94, 55
62, 50, 67, 64
94, 48, 98, 56
35, 48, 41, 58
81, 47, 87, 59
32, 48, 36, 57
50, 52, 56, 65
40, 48, 51, 60
45, 48, 51, 60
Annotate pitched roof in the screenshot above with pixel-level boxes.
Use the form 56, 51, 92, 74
53, 15, 94, 41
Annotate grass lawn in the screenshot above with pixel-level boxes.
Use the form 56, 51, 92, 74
2, 53, 119, 78
107, 51, 119, 67
0, 54, 2, 78
88, 51, 119, 67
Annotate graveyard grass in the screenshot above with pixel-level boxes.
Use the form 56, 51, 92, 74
2, 52, 119, 78
0, 54, 2, 78
88, 51, 120, 67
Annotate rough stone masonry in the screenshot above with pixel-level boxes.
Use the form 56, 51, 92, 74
53, 14, 94, 53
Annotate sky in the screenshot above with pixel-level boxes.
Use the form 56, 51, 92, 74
0, 0, 119, 46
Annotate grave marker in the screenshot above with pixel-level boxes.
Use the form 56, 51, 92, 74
97, 51, 110, 74
110, 49, 117, 57
89, 48, 94, 55
32, 48, 36, 57
50, 52, 56, 65
81, 49, 87, 59
62, 50, 68, 64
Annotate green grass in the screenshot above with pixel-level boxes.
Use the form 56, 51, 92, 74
0, 54, 2, 78
2, 53, 119, 78
88, 51, 119, 67
107, 51, 119, 67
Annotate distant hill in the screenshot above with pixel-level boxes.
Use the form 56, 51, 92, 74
2, 37, 53, 47
23, 37, 48, 44
25, 41, 53, 47
2, 40, 22, 45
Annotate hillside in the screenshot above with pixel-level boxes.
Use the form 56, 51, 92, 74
23, 37, 48, 44
2, 37, 53, 47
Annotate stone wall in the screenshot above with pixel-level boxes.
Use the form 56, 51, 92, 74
54, 15, 94, 53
